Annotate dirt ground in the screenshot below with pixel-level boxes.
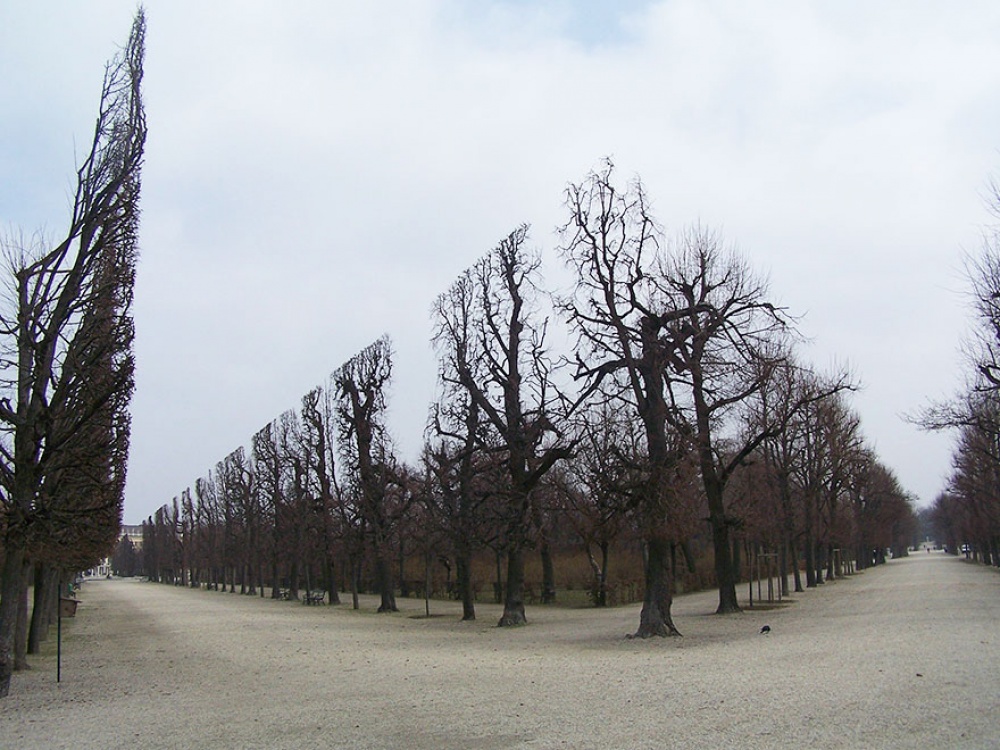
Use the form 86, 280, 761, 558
1, 551, 998, 749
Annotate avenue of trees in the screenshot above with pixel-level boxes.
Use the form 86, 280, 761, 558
0, 12, 145, 697
0, 9, 923, 699
919, 187, 1000, 565
138, 161, 916, 641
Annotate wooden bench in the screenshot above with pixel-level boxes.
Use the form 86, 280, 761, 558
303, 590, 325, 605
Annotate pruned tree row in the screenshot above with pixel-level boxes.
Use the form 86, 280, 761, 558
916, 187, 1000, 564
0, 11, 146, 697
137, 160, 916, 643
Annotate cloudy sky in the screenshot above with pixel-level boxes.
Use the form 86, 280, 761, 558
3, 1, 999, 523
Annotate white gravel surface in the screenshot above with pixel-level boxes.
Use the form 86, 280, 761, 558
1, 551, 998, 749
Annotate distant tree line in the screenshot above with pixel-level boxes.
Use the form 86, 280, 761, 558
138, 161, 916, 638
918, 184, 1000, 565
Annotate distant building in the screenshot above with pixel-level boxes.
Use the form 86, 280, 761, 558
86, 524, 144, 577
120, 524, 144, 550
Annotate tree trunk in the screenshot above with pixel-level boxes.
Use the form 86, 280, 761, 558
586, 541, 610, 607
791, 538, 803, 593
493, 549, 504, 604
732, 537, 743, 585
456, 552, 476, 621
14, 573, 29, 671
398, 544, 409, 599
498, 547, 526, 626
778, 534, 790, 597
375, 552, 397, 613
804, 532, 817, 587
27, 564, 57, 654
635, 538, 681, 638
540, 541, 556, 604
324, 557, 340, 605
0, 545, 28, 697
350, 556, 360, 610
710, 514, 741, 614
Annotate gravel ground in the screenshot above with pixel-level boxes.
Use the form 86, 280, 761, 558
1, 551, 998, 749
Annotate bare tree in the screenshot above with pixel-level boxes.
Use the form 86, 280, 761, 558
333, 336, 406, 613
0, 10, 145, 697
651, 229, 797, 614
300, 385, 343, 604
432, 227, 570, 627
559, 161, 699, 636
554, 400, 640, 607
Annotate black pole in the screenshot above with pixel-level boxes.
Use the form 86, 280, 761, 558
57, 605, 62, 683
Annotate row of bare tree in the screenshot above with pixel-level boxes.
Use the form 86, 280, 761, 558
137, 160, 916, 640
0, 13, 145, 697
921, 187, 1000, 563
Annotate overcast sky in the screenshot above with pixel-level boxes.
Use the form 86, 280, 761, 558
4, 1, 999, 524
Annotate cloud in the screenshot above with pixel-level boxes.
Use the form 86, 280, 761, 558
5, 1, 1000, 519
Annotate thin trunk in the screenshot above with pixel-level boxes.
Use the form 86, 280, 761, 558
815, 541, 825, 584
493, 548, 503, 604
540, 541, 556, 604
586, 540, 610, 607
423, 552, 432, 617
350, 555, 360, 610
791, 538, 803, 593
779, 533, 789, 597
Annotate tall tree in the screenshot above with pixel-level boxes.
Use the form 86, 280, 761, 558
334, 336, 405, 613
559, 161, 698, 636
432, 227, 570, 627
653, 228, 794, 614
0, 10, 145, 697
299, 385, 343, 604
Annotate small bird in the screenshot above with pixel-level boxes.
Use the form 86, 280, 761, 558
759, 625, 771, 634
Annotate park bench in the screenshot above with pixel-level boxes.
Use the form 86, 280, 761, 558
303, 590, 325, 605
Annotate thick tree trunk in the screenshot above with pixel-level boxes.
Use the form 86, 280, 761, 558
635, 538, 681, 638
324, 558, 341, 605
14, 574, 29, 671
0, 545, 28, 697
498, 547, 526, 627
710, 514, 741, 614
27, 564, 57, 654
456, 553, 476, 621
375, 553, 397, 613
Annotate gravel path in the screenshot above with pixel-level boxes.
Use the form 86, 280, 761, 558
1, 551, 998, 749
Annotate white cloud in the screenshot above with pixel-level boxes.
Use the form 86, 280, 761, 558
5, 0, 1000, 519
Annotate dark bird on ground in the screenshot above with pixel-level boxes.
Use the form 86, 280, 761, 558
760, 625, 771, 634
